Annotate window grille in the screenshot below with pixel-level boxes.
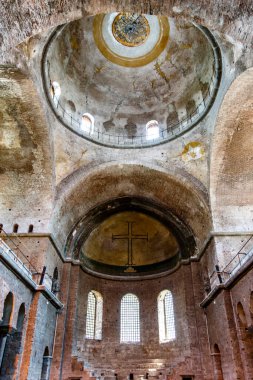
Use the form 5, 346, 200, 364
120, 293, 140, 343
86, 290, 103, 340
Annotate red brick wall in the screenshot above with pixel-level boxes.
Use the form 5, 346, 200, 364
56, 263, 213, 380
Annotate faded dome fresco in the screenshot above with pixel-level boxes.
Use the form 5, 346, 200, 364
42, 12, 221, 147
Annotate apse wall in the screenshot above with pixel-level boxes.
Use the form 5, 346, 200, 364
66, 264, 213, 380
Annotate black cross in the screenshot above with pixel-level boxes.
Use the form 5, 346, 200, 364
112, 221, 148, 266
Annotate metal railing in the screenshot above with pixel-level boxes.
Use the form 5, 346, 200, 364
0, 230, 58, 295
209, 236, 253, 290
0, 238, 33, 279
42, 23, 222, 148
46, 71, 218, 148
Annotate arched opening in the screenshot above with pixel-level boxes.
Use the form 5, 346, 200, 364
146, 120, 159, 141
213, 344, 224, 380
237, 301, 253, 378
13, 224, 18, 233
237, 302, 247, 327
157, 290, 175, 342
50, 81, 61, 106
40, 346, 52, 380
0, 224, 3, 233
81, 113, 94, 135
120, 293, 140, 343
16, 303, 25, 332
1, 292, 14, 326
0, 293, 14, 374
85, 290, 103, 340
1, 303, 27, 379
28, 224, 34, 233
51, 267, 60, 294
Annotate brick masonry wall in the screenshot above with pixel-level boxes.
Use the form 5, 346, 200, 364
57, 263, 214, 380
204, 266, 253, 380
27, 295, 58, 380
0, 261, 33, 380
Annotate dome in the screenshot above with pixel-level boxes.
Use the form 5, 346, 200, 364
42, 13, 221, 148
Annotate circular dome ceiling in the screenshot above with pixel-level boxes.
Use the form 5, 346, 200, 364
42, 13, 221, 148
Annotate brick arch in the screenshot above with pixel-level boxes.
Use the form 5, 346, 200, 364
52, 163, 211, 256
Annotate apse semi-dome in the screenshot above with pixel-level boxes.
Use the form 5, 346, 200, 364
65, 197, 196, 278
42, 12, 221, 148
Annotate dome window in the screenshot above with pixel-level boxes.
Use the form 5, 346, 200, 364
81, 113, 94, 135
146, 120, 160, 140
50, 81, 61, 105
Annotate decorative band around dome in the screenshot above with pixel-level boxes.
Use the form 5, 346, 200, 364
93, 13, 169, 67
112, 13, 150, 47
41, 14, 222, 149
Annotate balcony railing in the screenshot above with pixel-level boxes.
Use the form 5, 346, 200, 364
0, 232, 59, 296
42, 25, 221, 148
0, 238, 33, 279
209, 236, 253, 290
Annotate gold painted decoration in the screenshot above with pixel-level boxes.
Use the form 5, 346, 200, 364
82, 211, 179, 267
93, 14, 169, 67
181, 141, 205, 162
112, 13, 150, 47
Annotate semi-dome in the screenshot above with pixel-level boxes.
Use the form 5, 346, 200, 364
81, 211, 180, 276
42, 12, 221, 147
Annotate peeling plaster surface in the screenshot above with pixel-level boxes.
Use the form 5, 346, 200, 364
0, 67, 53, 233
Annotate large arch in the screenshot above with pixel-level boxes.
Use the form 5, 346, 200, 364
0, 66, 54, 233
51, 162, 211, 255
210, 68, 253, 232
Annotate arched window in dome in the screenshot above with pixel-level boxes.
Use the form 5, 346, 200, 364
158, 290, 175, 342
50, 81, 61, 106
120, 293, 140, 343
146, 120, 160, 140
85, 290, 103, 340
81, 113, 94, 135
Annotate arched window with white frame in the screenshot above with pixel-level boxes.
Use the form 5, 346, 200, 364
120, 293, 140, 343
158, 290, 175, 342
85, 290, 103, 340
